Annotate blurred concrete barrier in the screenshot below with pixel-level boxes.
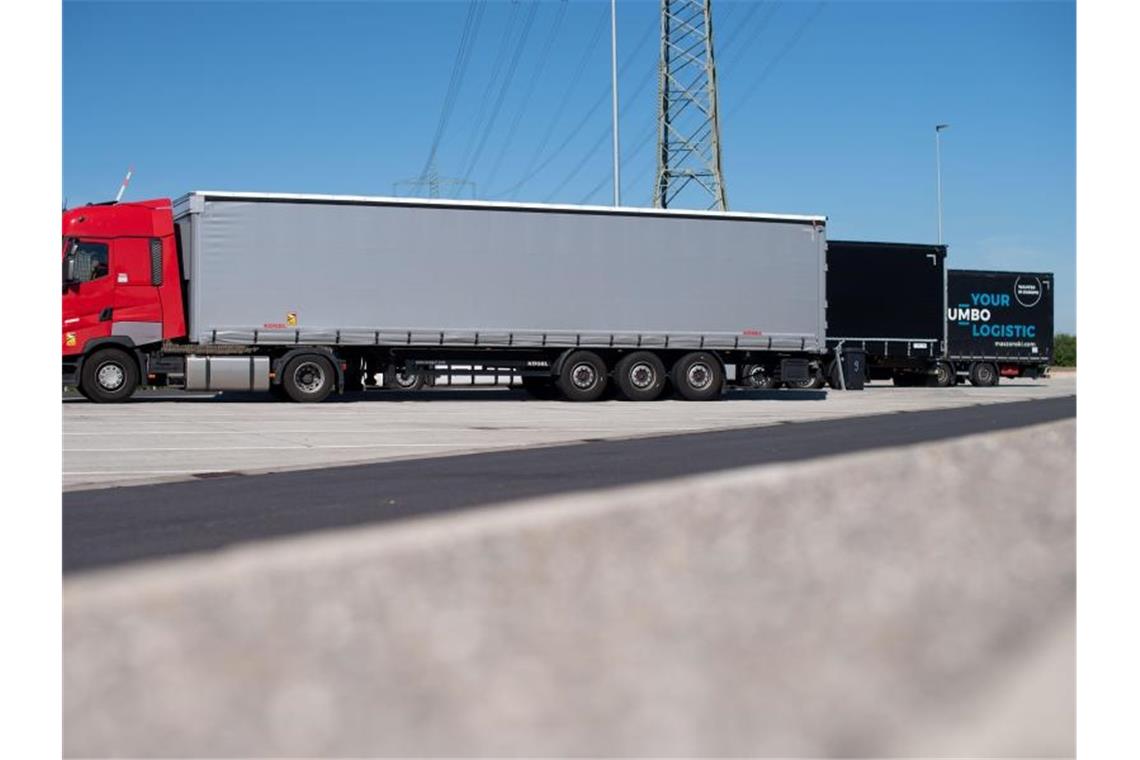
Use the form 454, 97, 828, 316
65, 420, 1075, 757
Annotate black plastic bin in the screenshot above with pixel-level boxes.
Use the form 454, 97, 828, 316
829, 349, 866, 390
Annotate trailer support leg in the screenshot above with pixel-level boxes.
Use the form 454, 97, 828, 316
834, 341, 847, 391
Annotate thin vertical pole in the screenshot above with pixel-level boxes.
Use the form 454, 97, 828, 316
935, 125, 948, 244
611, 0, 621, 206
935, 132, 942, 244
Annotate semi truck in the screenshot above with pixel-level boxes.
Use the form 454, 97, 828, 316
62, 191, 828, 403
818, 239, 1053, 387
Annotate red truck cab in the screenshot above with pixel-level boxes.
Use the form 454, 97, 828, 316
62, 199, 186, 400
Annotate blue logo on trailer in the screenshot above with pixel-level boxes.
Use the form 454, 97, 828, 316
948, 291, 1036, 338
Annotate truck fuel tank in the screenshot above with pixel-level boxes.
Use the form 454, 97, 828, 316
184, 356, 270, 392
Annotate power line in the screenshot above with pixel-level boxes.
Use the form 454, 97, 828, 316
418, 1, 487, 181
460, 0, 541, 185
718, 2, 783, 79
490, 11, 656, 200
455, 0, 526, 177
552, 61, 659, 203
497, 4, 609, 200
483, 0, 570, 193
727, 1, 828, 119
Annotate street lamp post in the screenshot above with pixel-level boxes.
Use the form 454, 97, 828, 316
611, 0, 621, 207
935, 124, 950, 244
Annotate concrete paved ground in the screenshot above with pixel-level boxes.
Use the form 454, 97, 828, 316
65, 397, 1075, 573
65, 419, 1075, 757
63, 373, 1075, 490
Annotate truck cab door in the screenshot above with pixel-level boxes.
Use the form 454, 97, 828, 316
62, 239, 115, 354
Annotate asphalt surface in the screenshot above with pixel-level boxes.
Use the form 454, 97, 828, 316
64, 375, 1074, 491
64, 394, 1075, 574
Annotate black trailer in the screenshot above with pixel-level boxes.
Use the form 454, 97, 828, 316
816, 240, 950, 388
946, 269, 1054, 385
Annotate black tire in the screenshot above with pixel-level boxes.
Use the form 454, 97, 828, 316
386, 367, 426, 391
556, 350, 608, 402
672, 351, 724, 401
79, 348, 139, 403
739, 363, 777, 390
281, 354, 335, 403
520, 377, 560, 400
615, 351, 667, 401
969, 362, 999, 387
930, 361, 955, 388
786, 369, 825, 390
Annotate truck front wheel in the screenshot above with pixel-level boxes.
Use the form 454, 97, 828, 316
282, 354, 335, 403
80, 348, 139, 403
672, 351, 723, 401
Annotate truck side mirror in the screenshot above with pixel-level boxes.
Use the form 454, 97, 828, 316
63, 254, 77, 285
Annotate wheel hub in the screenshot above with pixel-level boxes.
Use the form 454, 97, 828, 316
687, 362, 712, 390
571, 362, 597, 390
96, 362, 125, 391
294, 362, 326, 393
630, 363, 655, 389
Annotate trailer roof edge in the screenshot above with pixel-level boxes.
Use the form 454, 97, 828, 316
175, 191, 827, 225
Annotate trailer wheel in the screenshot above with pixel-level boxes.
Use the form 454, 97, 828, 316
931, 361, 955, 388
556, 351, 608, 402
615, 351, 667, 401
740, 364, 777, 390
969, 362, 999, 387
282, 354, 335, 403
786, 369, 825, 390
386, 365, 426, 391
672, 351, 723, 401
79, 348, 139, 403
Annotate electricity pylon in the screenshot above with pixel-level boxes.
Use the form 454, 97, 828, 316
393, 162, 477, 200
653, 0, 728, 210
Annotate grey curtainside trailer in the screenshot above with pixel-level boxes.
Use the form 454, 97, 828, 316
163, 191, 828, 402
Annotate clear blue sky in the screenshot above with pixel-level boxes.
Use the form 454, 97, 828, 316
63, 0, 1075, 332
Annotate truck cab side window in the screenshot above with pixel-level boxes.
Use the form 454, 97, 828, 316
72, 241, 110, 283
